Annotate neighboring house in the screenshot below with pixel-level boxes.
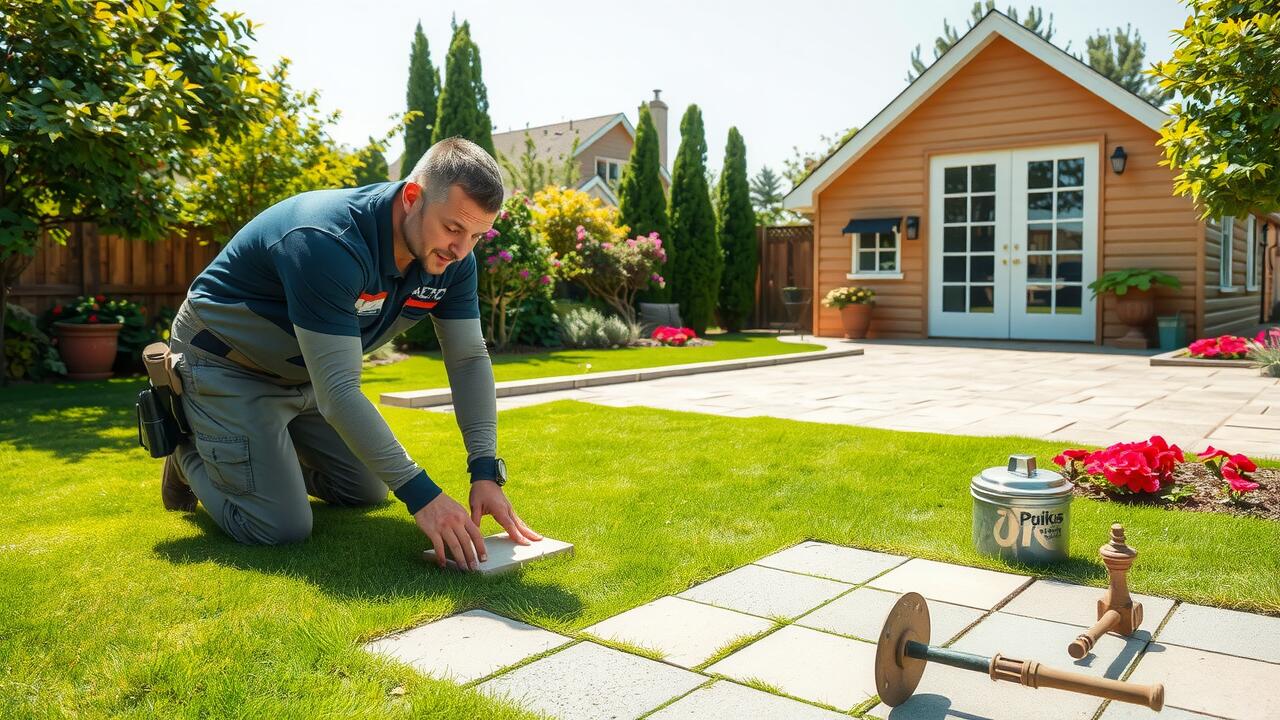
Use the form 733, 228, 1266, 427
784, 11, 1279, 344
390, 91, 671, 207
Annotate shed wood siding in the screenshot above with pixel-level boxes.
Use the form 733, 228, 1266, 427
578, 123, 634, 185
1203, 216, 1265, 336
813, 36, 1200, 340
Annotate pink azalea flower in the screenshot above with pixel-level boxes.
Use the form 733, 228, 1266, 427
575, 225, 586, 241
539, 275, 551, 285
518, 269, 530, 279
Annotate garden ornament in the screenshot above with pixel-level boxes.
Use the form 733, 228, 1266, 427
1067, 524, 1142, 659
875, 592, 1164, 711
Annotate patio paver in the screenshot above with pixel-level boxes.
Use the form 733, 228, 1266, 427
646, 680, 850, 720
752, 541, 907, 584
796, 586, 983, 644
952, 612, 1149, 678
1155, 603, 1280, 663
581, 596, 773, 668
476, 641, 704, 720
677, 564, 851, 619
999, 579, 1175, 634
868, 558, 1031, 610
1124, 643, 1280, 719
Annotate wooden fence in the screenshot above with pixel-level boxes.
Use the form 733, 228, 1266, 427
10, 224, 219, 316
753, 224, 814, 332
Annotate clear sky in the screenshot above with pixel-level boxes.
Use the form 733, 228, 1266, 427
219, 0, 1189, 180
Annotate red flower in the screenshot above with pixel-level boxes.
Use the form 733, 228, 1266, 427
51, 305, 62, 315
1053, 448, 1089, 467
95, 294, 106, 303
87, 314, 98, 323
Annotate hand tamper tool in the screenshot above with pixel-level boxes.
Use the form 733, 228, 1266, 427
875, 592, 1164, 711
1067, 523, 1141, 659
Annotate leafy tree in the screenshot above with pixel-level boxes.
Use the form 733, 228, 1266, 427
783, 127, 857, 186
1084, 25, 1170, 106
908, 3, 1058, 81
432, 19, 494, 155
667, 105, 721, 334
1153, 0, 1280, 218
401, 21, 439, 178
178, 62, 397, 243
497, 133, 579, 194
0, 0, 270, 380
351, 139, 389, 186
716, 128, 757, 333
750, 166, 789, 225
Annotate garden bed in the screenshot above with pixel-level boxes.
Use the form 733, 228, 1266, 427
1070, 463, 1280, 521
1149, 348, 1255, 368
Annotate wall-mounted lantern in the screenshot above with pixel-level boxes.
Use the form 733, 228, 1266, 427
1110, 146, 1127, 175
905, 215, 920, 240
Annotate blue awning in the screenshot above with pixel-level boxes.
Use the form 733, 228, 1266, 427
841, 217, 901, 234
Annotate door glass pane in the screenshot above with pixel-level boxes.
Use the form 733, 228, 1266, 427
970, 286, 995, 313
1057, 222, 1083, 251
1056, 285, 1082, 314
943, 256, 966, 282
1026, 254, 1053, 281
1028, 192, 1053, 220
945, 167, 967, 193
1028, 224, 1053, 252
970, 255, 994, 283
970, 226, 994, 252
1057, 254, 1083, 282
1057, 158, 1084, 187
880, 251, 897, 271
1025, 285, 1052, 312
858, 251, 876, 272
944, 197, 967, 223
1028, 161, 1053, 189
943, 286, 965, 312
1057, 190, 1083, 219
879, 232, 895, 249
944, 226, 966, 252
971, 165, 995, 192
971, 195, 995, 223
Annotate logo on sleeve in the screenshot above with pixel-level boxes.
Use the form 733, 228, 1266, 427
354, 291, 386, 315
405, 286, 447, 310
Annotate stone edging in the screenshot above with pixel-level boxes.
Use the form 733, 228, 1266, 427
1149, 348, 1255, 368
380, 345, 865, 409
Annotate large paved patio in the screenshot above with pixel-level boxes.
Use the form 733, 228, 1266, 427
474, 340, 1280, 458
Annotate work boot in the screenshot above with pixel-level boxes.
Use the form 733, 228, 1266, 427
162, 455, 198, 512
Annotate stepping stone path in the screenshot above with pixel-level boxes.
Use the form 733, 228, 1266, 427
363, 542, 1280, 720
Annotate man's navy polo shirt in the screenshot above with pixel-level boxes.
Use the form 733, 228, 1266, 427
186, 181, 479, 380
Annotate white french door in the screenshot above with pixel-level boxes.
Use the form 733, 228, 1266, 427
928, 143, 1098, 341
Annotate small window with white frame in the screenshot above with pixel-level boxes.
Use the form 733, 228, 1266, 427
1219, 215, 1236, 291
595, 157, 625, 185
1246, 215, 1260, 291
849, 230, 901, 278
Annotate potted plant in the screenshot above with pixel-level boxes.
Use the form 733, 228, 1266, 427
45, 295, 126, 380
1086, 269, 1181, 349
821, 286, 876, 339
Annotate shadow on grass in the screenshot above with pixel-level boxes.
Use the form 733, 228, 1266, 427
151, 504, 584, 622
0, 378, 145, 460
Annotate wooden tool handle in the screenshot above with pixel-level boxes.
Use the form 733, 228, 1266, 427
1068, 608, 1121, 659
990, 654, 1164, 711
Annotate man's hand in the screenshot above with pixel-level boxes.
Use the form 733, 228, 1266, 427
414, 493, 487, 571
470, 480, 542, 546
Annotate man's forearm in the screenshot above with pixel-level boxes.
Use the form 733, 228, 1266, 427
433, 317, 497, 465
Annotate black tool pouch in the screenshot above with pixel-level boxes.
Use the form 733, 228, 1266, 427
137, 386, 184, 458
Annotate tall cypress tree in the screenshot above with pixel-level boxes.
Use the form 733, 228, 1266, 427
619, 104, 671, 302
432, 19, 495, 156
668, 104, 721, 334
401, 22, 439, 178
716, 128, 756, 332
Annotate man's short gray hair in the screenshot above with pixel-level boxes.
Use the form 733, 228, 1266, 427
407, 137, 505, 213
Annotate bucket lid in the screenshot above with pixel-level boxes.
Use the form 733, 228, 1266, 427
972, 455, 1071, 499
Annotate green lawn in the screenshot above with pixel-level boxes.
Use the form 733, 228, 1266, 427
2, 379, 1277, 718
361, 332, 822, 398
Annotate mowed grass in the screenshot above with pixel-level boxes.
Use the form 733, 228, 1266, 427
360, 331, 822, 398
2, 378, 1278, 718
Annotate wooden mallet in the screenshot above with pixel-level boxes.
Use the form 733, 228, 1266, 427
1068, 523, 1142, 659
875, 592, 1164, 710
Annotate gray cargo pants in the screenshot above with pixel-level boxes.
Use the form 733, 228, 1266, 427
168, 327, 386, 545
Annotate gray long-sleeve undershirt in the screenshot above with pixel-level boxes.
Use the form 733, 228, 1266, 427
294, 316, 497, 495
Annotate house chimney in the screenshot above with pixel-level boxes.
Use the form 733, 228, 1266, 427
648, 89, 668, 170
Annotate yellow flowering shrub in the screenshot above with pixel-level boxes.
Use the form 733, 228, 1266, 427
530, 186, 628, 256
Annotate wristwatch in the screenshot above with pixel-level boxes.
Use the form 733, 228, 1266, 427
468, 456, 507, 486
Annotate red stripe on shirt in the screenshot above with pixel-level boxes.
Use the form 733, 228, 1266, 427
404, 298, 437, 309
358, 291, 388, 301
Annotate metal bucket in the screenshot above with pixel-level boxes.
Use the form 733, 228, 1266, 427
972, 455, 1071, 565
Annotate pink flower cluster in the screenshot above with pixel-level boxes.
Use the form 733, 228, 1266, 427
1188, 335, 1249, 359
1199, 447, 1260, 495
1054, 436, 1183, 493
652, 325, 697, 346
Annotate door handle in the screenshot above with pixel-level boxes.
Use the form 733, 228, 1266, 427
1012, 259, 1022, 265
1002, 259, 1008, 265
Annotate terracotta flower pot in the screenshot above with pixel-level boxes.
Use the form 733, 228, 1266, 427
1113, 288, 1155, 349
839, 304, 872, 339
55, 322, 122, 380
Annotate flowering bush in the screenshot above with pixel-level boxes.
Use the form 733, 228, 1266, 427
562, 226, 667, 325
1188, 334, 1250, 359
475, 193, 562, 349
1055, 436, 1261, 501
821, 286, 875, 309
44, 294, 135, 326
1247, 327, 1280, 377
652, 325, 697, 346
530, 186, 626, 256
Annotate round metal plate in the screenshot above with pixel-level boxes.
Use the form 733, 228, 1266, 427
874, 591, 931, 707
